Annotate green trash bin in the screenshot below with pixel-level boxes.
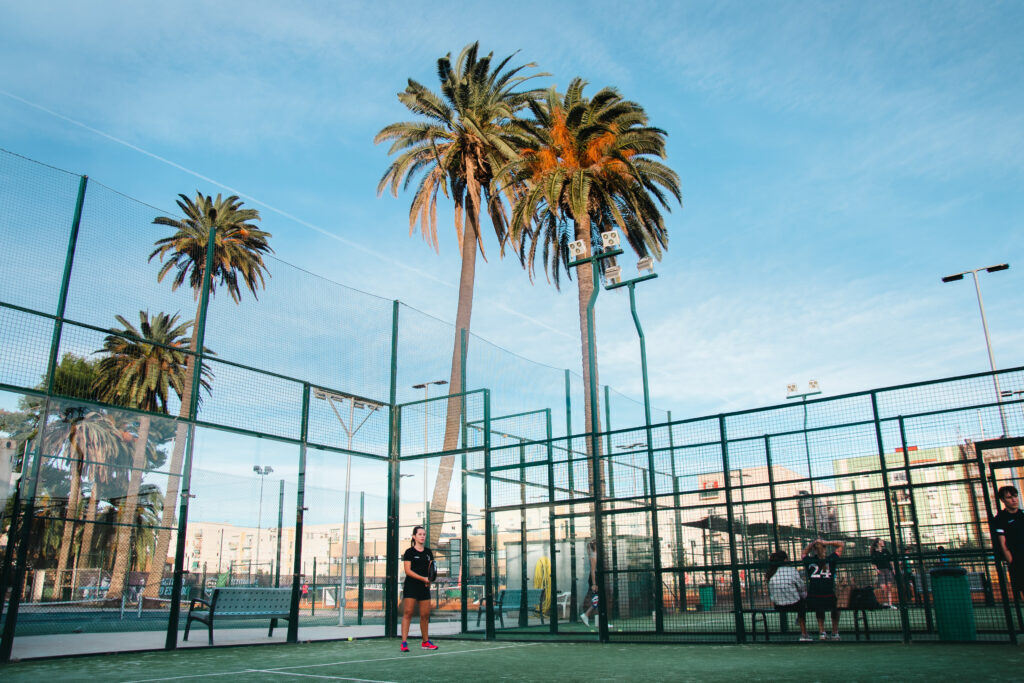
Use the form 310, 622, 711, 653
699, 585, 715, 611
929, 566, 976, 641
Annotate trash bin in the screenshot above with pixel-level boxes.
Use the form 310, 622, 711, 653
929, 567, 976, 641
699, 585, 715, 611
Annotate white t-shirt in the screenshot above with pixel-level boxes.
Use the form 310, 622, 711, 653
768, 566, 806, 606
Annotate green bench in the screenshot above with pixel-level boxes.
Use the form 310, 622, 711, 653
184, 587, 292, 645
476, 588, 546, 628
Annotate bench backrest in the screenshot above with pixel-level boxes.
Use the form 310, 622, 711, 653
502, 588, 544, 610
212, 587, 292, 615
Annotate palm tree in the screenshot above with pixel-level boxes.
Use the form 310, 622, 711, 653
501, 78, 681, 483
93, 311, 204, 599
375, 42, 545, 547
145, 194, 270, 597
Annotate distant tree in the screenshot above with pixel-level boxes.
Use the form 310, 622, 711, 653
92, 311, 205, 599
146, 193, 271, 597
376, 42, 545, 547
501, 78, 680, 482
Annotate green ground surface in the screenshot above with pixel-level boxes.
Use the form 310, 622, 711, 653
2, 639, 1022, 682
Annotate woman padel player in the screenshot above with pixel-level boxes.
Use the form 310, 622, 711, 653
401, 525, 437, 651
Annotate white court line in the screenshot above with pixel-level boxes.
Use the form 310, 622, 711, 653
122, 643, 539, 682
249, 670, 394, 682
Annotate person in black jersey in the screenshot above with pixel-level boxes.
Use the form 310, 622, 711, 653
993, 486, 1024, 599
870, 538, 898, 608
802, 538, 844, 641
401, 525, 437, 651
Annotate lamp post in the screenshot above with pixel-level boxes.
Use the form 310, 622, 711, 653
253, 465, 273, 578
786, 381, 821, 534
942, 264, 1011, 437
313, 389, 383, 626
606, 255, 664, 631
412, 380, 448, 532
567, 230, 623, 642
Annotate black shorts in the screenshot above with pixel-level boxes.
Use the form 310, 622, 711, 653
806, 594, 837, 613
403, 579, 430, 601
1009, 563, 1024, 594
774, 598, 806, 615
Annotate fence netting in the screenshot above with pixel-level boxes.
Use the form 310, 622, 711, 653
2, 149, 1024, 659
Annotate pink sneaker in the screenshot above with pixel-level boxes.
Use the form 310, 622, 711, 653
421, 640, 438, 650
400, 641, 409, 652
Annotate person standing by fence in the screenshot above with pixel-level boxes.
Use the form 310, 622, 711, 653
401, 526, 438, 651
870, 538, 898, 609
993, 486, 1024, 601
802, 538, 844, 641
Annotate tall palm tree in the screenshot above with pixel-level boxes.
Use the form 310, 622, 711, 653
145, 194, 270, 597
376, 42, 545, 547
501, 78, 681, 484
93, 311, 204, 598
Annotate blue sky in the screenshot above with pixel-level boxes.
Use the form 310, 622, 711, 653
2, 0, 1023, 422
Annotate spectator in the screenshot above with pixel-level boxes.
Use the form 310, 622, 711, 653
767, 550, 811, 642
870, 538, 898, 609
993, 486, 1024, 600
802, 538, 844, 641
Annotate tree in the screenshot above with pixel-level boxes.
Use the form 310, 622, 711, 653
375, 42, 545, 546
502, 78, 680, 483
145, 194, 271, 597
92, 311, 205, 599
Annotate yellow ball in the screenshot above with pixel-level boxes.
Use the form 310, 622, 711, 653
348, 637, 353, 641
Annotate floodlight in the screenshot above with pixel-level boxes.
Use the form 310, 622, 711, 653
786, 383, 798, 395
605, 265, 622, 285
568, 239, 587, 258
601, 230, 621, 249
808, 379, 819, 391
941, 273, 964, 283
637, 257, 654, 273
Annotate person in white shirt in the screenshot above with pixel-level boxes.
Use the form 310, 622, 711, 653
767, 550, 811, 642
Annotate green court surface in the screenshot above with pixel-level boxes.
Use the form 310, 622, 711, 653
2, 639, 1022, 682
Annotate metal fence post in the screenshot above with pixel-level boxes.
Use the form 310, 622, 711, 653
719, 415, 746, 642
0, 175, 88, 662
286, 384, 310, 642
384, 301, 400, 638
870, 393, 912, 643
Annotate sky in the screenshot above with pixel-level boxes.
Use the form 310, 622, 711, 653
2, 0, 1023, 423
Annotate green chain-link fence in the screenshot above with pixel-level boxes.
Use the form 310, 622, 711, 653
2, 149, 1023, 660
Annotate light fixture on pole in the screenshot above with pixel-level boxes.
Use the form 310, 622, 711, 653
942, 264, 1011, 438
606, 253, 664, 632
786, 381, 821, 533
253, 465, 273, 575
313, 388, 383, 626
412, 380, 448, 530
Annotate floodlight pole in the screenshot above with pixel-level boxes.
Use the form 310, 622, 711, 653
606, 271, 663, 631
253, 465, 273, 579
413, 380, 448, 533
568, 243, 622, 643
315, 390, 382, 626
942, 265, 1011, 438
786, 386, 821, 533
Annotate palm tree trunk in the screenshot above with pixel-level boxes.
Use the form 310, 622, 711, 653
573, 214, 602, 490
144, 302, 201, 598
54, 435, 85, 599
106, 415, 151, 599
76, 479, 101, 591
428, 162, 482, 549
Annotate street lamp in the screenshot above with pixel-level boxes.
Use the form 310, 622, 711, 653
313, 388, 384, 626
787, 381, 821, 533
942, 264, 1010, 437
412, 380, 448, 530
253, 465, 273, 577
